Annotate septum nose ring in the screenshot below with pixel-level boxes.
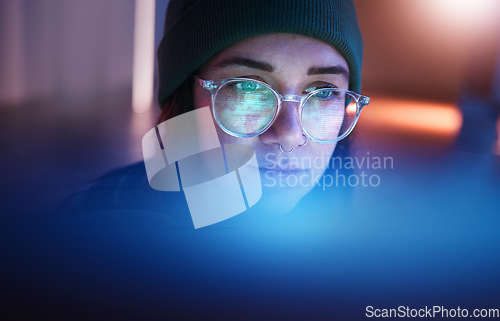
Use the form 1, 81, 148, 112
279, 134, 308, 154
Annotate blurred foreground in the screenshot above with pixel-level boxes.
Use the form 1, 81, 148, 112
1, 92, 499, 320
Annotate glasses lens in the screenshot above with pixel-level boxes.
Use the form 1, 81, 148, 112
301, 89, 357, 142
213, 80, 278, 136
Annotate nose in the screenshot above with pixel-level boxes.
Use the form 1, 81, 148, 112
260, 100, 304, 151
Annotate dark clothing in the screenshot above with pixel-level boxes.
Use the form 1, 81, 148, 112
58, 162, 193, 226
58, 161, 356, 229
44, 163, 369, 320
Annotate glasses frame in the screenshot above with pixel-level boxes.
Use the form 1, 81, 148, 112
195, 76, 370, 143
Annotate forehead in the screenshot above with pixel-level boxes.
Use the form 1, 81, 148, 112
200, 33, 349, 76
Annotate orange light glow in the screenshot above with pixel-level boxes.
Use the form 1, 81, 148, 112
346, 103, 357, 115
419, 0, 499, 32
361, 97, 463, 137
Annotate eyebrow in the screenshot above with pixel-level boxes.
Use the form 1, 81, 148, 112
214, 57, 274, 72
214, 56, 349, 80
307, 65, 349, 80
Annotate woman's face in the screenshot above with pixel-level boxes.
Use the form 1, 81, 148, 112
194, 33, 350, 213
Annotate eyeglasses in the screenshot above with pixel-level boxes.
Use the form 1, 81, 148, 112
196, 76, 370, 143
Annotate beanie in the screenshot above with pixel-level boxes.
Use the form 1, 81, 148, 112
157, 0, 363, 107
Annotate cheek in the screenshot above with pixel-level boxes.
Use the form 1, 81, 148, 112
312, 143, 337, 168
215, 125, 261, 151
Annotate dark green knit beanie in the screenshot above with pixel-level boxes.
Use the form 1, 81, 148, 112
157, 0, 363, 107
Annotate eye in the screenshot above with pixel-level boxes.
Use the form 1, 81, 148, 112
315, 90, 335, 99
305, 84, 339, 100
235, 81, 260, 92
